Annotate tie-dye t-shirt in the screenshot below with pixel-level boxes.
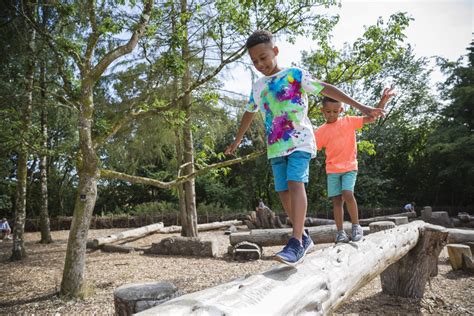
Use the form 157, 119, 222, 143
245, 67, 324, 159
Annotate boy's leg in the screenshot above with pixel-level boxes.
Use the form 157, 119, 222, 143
341, 171, 363, 241
286, 151, 312, 242
328, 173, 349, 243
342, 190, 359, 224
341, 171, 359, 224
277, 190, 293, 224
332, 195, 344, 231
272, 151, 310, 265
287, 180, 306, 242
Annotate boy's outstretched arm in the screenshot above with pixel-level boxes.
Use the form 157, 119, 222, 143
320, 83, 384, 118
363, 87, 396, 124
225, 111, 256, 155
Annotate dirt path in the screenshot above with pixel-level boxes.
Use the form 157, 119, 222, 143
0, 228, 472, 315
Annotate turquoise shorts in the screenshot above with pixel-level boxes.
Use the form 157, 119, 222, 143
270, 151, 312, 192
327, 170, 357, 197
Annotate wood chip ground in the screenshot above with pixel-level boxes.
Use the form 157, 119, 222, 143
0, 227, 472, 315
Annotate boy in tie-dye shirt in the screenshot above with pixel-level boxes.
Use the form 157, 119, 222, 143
225, 30, 384, 266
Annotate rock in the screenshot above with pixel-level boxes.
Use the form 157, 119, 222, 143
114, 282, 180, 315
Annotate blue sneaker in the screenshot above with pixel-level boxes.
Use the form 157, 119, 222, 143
351, 224, 364, 242
275, 237, 305, 266
302, 229, 314, 255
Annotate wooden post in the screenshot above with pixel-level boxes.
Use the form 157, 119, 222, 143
380, 224, 448, 298
421, 206, 432, 222
447, 244, 473, 270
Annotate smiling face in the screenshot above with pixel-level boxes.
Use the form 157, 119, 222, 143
248, 42, 280, 76
321, 101, 343, 123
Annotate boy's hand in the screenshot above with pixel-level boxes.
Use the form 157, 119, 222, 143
224, 140, 241, 155
378, 86, 396, 108
362, 106, 385, 118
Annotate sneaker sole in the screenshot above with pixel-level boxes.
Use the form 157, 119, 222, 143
304, 240, 315, 255
274, 254, 305, 267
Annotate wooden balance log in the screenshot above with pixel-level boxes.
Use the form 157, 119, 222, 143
136, 221, 447, 315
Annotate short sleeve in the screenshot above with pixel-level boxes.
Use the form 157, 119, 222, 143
349, 116, 364, 130
301, 69, 324, 96
244, 89, 259, 113
315, 128, 325, 150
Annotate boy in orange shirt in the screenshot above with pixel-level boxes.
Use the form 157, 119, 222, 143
315, 87, 395, 243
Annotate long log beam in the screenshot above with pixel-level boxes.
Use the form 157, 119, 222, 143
92, 222, 164, 247
230, 223, 371, 246
447, 228, 474, 244
137, 221, 427, 315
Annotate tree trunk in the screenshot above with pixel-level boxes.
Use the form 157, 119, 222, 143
137, 221, 428, 315
176, 132, 187, 232
58, 0, 152, 298
39, 64, 52, 244
180, 0, 198, 237
11, 12, 36, 261
60, 89, 99, 298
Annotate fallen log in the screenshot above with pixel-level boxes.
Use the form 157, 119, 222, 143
359, 211, 416, 226
92, 220, 242, 247
229, 223, 370, 247
136, 221, 429, 316
304, 218, 336, 226
92, 222, 165, 248
153, 220, 242, 234
447, 228, 474, 244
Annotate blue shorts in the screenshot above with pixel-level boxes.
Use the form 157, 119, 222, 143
327, 171, 357, 197
270, 151, 312, 192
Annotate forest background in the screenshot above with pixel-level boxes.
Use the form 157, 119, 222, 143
1, 0, 472, 225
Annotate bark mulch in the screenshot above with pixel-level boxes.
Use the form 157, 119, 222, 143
0, 228, 472, 315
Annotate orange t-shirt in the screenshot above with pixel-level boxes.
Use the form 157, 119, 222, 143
315, 116, 364, 174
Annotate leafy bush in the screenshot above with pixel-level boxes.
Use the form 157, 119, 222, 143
131, 201, 179, 215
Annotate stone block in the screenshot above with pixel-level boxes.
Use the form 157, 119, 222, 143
114, 282, 180, 315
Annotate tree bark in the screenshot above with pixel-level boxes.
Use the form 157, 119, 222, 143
137, 221, 427, 315
180, 0, 198, 237
11, 6, 36, 260
59, 0, 153, 298
60, 88, 100, 298
39, 64, 52, 244
380, 224, 448, 297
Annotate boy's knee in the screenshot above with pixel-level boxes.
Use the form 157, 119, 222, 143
332, 195, 343, 203
342, 190, 355, 201
287, 180, 305, 190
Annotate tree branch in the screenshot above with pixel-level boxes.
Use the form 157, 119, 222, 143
88, 0, 153, 81
99, 150, 265, 189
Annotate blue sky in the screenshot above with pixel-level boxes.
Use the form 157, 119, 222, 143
223, 0, 473, 97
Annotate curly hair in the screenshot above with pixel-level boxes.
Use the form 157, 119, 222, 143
246, 30, 273, 49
